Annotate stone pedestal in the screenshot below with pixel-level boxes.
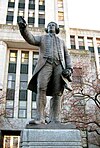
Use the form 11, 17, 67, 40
20, 123, 82, 148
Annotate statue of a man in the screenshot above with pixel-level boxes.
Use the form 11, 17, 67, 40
18, 17, 73, 125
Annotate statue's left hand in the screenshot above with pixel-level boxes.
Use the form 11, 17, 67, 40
62, 68, 72, 82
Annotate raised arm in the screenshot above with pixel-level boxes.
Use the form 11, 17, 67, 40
18, 16, 41, 46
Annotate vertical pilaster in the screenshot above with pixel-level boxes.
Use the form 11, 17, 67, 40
0, 130, 3, 148
27, 51, 33, 119
13, 0, 19, 25
84, 36, 88, 50
0, 41, 7, 90
54, 0, 58, 24
63, 0, 69, 30
45, 0, 55, 27
24, 0, 29, 23
63, 0, 70, 49
66, 30, 71, 49
93, 37, 100, 78
0, 0, 8, 24
14, 50, 21, 118
75, 35, 79, 49
34, 0, 39, 27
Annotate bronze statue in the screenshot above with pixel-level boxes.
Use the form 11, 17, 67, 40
18, 17, 73, 125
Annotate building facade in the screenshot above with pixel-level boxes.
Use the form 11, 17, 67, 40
0, 0, 100, 147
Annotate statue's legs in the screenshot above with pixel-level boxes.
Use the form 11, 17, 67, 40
36, 89, 46, 123
29, 62, 53, 124
50, 63, 63, 123
50, 95, 62, 123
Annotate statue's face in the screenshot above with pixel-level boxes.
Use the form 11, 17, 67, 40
47, 22, 56, 33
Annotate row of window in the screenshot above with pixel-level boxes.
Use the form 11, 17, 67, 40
6, 0, 65, 27
6, 0, 45, 27
6, 50, 38, 118
70, 35, 100, 53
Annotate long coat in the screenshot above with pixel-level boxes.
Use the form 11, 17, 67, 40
19, 27, 72, 96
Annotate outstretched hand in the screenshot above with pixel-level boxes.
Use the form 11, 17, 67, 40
18, 16, 27, 29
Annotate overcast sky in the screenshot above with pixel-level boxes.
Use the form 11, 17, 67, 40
67, 0, 100, 30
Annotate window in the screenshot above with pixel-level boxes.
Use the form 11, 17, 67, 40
58, 0, 63, 8
6, 11, 14, 24
38, 12, 45, 26
6, 0, 15, 24
58, 11, 64, 21
6, 100, 14, 117
33, 52, 38, 72
38, 17, 45, 27
29, 0, 35, 4
7, 73, 16, 89
6, 50, 17, 118
8, 2, 15, 8
18, 0, 25, 9
29, 0, 35, 9
59, 25, 64, 30
38, 0, 45, 27
8, 51, 17, 73
9, 0, 15, 2
28, 11, 35, 26
70, 35, 76, 49
39, 0, 45, 5
3, 135, 20, 148
72, 67, 82, 85
20, 51, 29, 74
96, 38, 100, 53
18, 10, 24, 17
31, 92, 37, 118
7, 88, 15, 100
31, 53, 38, 117
39, 5, 45, 11
28, 11, 35, 17
17, 10, 24, 22
18, 51, 29, 118
6, 50, 39, 119
78, 36, 85, 50
87, 37, 94, 53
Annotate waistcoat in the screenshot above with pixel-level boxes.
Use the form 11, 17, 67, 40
44, 34, 63, 61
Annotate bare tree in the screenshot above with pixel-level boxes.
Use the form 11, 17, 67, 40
61, 62, 100, 147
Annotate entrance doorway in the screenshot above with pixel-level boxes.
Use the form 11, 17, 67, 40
3, 135, 20, 148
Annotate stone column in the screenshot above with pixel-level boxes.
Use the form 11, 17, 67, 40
24, 0, 29, 23
0, 0, 8, 24
54, 0, 58, 24
84, 36, 88, 50
34, 0, 39, 27
13, 0, 19, 25
75, 35, 79, 49
63, 0, 69, 29
14, 50, 21, 118
93, 37, 100, 78
0, 41, 7, 90
45, 0, 55, 26
63, 0, 71, 49
27, 51, 33, 119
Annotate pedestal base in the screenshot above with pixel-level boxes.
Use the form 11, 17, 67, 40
20, 127, 82, 148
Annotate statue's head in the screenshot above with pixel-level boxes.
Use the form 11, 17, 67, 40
45, 22, 60, 34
